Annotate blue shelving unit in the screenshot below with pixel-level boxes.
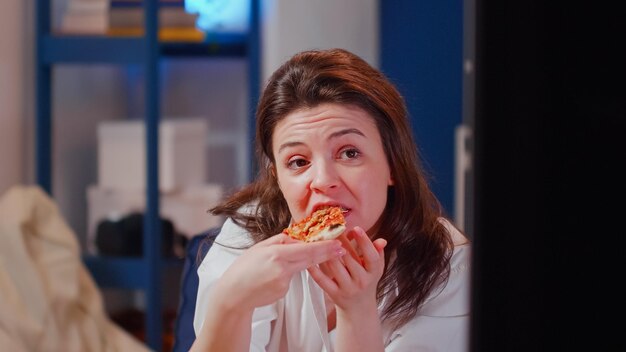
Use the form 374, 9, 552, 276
34, 1, 260, 350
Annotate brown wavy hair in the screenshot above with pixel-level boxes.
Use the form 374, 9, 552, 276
210, 48, 454, 330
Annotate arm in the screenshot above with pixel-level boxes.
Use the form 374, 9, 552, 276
191, 233, 347, 352
334, 297, 384, 352
308, 226, 387, 352
190, 289, 254, 352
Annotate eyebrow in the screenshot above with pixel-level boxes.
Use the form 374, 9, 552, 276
277, 128, 365, 154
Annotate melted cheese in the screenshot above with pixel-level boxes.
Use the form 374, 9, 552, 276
283, 206, 345, 242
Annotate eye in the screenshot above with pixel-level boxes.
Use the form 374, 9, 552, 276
286, 157, 309, 170
338, 147, 361, 160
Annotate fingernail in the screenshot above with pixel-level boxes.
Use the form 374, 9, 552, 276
337, 248, 346, 256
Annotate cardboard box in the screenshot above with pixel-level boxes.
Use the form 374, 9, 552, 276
86, 184, 225, 254
97, 118, 208, 192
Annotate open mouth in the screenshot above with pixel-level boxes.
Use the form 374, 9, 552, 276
316, 204, 350, 213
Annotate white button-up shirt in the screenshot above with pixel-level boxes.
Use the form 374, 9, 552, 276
194, 217, 471, 352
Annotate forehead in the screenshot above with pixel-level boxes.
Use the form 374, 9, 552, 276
272, 103, 379, 144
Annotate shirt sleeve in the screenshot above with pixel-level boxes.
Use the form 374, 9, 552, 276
249, 303, 281, 351
193, 217, 280, 351
385, 315, 469, 352
384, 236, 471, 352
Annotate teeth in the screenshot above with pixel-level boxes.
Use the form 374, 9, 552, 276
316, 205, 348, 213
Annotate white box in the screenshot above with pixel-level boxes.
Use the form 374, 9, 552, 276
61, 0, 109, 34
97, 118, 208, 192
86, 184, 225, 254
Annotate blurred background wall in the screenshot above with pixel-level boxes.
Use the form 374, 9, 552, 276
0, 0, 28, 196
0, 0, 463, 244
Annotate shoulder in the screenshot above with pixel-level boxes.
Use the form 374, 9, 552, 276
384, 242, 471, 350
386, 312, 469, 351
439, 217, 471, 276
215, 216, 255, 247
196, 217, 254, 275
438, 217, 470, 246
382, 219, 471, 350
207, 200, 260, 248
438, 217, 471, 280
417, 218, 471, 317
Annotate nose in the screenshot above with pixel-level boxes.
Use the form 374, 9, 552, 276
310, 161, 340, 193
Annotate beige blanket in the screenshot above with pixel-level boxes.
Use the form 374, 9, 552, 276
0, 185, 151, 352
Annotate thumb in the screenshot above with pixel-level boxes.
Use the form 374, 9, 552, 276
373, 238, 387, 253
256, 233, 298, 247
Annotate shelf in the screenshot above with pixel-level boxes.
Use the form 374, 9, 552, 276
35, 0, 260, 349
83, 256, 184, 289
40, 33, 248, 64
41, 36, 146, 64
162, 33, 248, 58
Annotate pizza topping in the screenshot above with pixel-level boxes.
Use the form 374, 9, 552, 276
282, 206, 346, 242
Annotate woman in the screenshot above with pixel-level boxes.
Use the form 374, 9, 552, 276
191, 48, 470, 352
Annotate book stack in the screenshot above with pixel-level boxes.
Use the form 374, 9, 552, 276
108, 0, 204, 42
60, 0, 109, 34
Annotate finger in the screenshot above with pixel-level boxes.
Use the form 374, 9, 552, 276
318, 261, 335, 279
325, 257, 353, 286
280, 240, 346, 269
351, 227, 382, 271
373, 238, 387, 252
308, 265, 339, 292
338, 232, 361, 263
341, 249, 368, 277
257, 233, 300, 247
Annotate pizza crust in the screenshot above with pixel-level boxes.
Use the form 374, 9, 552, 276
283, 206, 346, 242
304, 223, 346, 242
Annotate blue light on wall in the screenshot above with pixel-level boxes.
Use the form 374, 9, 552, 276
185, 0, 250, 33
381, 0, 463, 216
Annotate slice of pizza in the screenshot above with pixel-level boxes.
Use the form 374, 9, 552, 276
282, 206, 346, 242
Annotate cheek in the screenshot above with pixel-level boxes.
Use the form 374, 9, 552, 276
350, 173, 390, 228
276, 174, 309, 218
363, 183, 389, 220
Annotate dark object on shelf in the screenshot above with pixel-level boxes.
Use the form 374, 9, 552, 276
111, 307, 178, 352
95, 212, 178, 257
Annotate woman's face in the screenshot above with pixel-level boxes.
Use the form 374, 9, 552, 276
272, 103, 393, 234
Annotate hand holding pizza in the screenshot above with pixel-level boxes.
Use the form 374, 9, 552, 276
281, 206, 385, 309
211, 233, 347, 313
307, 226, 386, 311
193, 233, 346, 352
307, 226, 386, 352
